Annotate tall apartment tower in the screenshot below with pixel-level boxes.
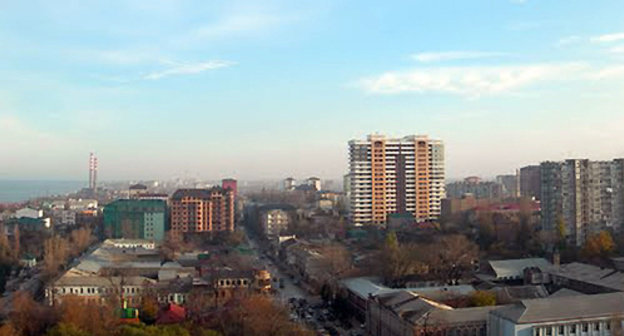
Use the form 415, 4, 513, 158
170, 188, 235, 234
348, 134, 445, 226
519, 165, 542, 200
541, 159, 624, 246
88, 152, 98, 191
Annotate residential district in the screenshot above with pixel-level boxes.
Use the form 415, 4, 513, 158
1, 134, 624, 336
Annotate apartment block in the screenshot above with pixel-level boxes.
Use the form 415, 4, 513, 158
170, 188, 234, 234
519, 165, 542, 200
540, 159, 624, 246
103, 199, 167, 242
348, 134, 445, 225
446, 176, 503, 199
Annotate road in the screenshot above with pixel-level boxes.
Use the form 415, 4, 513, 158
242, 226, 366, 336
243, 226, 308, 302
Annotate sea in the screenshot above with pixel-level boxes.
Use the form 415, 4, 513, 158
0, 180, 86, 203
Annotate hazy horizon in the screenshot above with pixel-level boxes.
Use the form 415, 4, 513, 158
2, 1, 624, 181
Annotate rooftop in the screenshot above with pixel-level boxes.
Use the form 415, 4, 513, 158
491, 292, 624, 324
549, 262, 624, 291
488, 258, 552, 279
171, 188, 229, 200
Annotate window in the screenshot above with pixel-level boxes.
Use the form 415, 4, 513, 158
545, 327, 552, 336
594, 323, 600, 331
570, 325, 576, 334
558, 326, 564, 335
582, 323, 588, 332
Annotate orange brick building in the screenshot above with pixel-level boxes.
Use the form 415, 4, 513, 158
170, 188, 234, 233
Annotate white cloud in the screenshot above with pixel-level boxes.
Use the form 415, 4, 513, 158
143, 60, 234, 80
358, 63, 588, 97
588, 65, 624, 80
412, 51, 506, 63
592, 32, 624, 43
556, 35, 582, 47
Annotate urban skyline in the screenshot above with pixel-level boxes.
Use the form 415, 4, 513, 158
1, 1, 624, 181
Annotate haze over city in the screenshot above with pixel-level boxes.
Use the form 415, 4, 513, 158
1, 0, 624, 181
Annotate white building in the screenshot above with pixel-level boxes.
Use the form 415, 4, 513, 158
15, 207, 43, 219
307, 177, 322, 191
260, 206, 293, 237
348, 134, 445, 225
488, 292, 624, 336
284, 177, 296, 191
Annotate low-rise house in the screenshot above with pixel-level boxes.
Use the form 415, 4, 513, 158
488, 292, 624, 336
46, 274, 156, 306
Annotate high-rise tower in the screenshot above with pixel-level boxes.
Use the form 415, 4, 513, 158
348, 134, 445, 226
89, 152, 98, 191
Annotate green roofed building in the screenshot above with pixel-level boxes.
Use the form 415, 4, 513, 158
103, 199, 167, 242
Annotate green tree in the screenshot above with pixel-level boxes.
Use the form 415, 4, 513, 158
47, 323, 89, 336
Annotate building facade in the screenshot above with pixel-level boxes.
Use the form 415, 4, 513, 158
541, 159, 624, 246
519, 165, 541, 200
488, 292, 624, 336
446, 177, 503, 199
170, 188, 235, 234
259, 205, 294, 238
348, 134, 445, 225
103, 199, 167, 242
221, 178, 238, 199
496, 174, 520, 198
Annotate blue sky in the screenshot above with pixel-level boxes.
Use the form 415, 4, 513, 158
1, 0, 623, 181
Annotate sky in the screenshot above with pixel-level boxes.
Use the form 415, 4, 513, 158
1, 0, 624, 181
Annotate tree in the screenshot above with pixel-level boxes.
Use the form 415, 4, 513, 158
69, 227, 94, 257
380, 231, 418, 287
470, 291, 496, 307
216, 295, 312, 336
583, 231, 615, 259
57, 295, 118, 336
47, 323, 90, 336
138, 287, 160, 324
8, 291, 56, 336
421, 235, 478, 285
161, 231, 184, 260
43, 236, 69, 277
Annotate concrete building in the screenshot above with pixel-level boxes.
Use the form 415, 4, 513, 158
103, 199, 167, 242
497, 173, 520, 198
446, 177, 503, 199
129, 183, 148, 199
284, 177, 296, 191
307, 177, 322, 191
15, 207, 43, 219
366, 290, 496, 336
221, 178, 238, 199
259, 204, 294, 238
541, 159, 624, 246
488, 292, 624, 336
170, 188, 234, 234
348, 134, 445, 225
519, 165, 541, 200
